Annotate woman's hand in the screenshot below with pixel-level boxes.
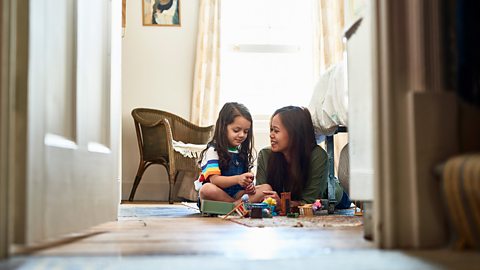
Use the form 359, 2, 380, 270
237, 172, 254, 187
262, 190, 280, 203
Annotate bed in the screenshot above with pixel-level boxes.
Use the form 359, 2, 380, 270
308, 60, 348, 213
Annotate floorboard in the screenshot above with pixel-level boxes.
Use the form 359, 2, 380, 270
1, 203, 479, 270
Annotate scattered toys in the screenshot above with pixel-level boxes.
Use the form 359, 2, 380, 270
203, 193, 341, 220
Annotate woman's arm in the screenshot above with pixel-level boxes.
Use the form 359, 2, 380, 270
255, 148, 270, 185
300, 146, 328, 204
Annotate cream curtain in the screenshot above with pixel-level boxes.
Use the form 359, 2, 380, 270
313, 0, 345, 76
190, 0, 221, 126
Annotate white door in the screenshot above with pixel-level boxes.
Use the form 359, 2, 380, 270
17, 0, 121, 245
345, 2, 374, 201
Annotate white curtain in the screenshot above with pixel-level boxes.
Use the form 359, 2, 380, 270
313, 0, 348, 174
190, 0, 221, 126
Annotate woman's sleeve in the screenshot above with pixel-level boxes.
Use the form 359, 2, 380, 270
255, 149, 269, 185
301, 146, 328, 204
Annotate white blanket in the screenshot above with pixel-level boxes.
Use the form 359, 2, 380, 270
172, 140, 206, 159
308, 61, 348, 136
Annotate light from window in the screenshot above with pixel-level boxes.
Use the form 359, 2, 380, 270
219, 0, 316, 116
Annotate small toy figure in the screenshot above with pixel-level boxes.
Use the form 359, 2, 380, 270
262, 208, 272, 218
262, 197, 277, 216
312, 199, 322, 211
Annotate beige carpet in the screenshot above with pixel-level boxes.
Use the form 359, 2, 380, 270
225, 212, 363, 228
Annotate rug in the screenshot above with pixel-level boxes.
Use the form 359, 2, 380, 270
181, 202, 362, 228
119, 203, 200, 218
224, 208, 363, 228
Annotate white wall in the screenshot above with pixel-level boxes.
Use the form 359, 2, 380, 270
121, 0, 199, 201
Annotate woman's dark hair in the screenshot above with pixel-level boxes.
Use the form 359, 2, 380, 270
266, 106, 316, 200
199, 102, 254, 172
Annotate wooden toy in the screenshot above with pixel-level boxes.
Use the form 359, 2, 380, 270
200, 199, 235, 216
298, 204, 313, 217
222, 202, 249, 219
280, 192, 291, 216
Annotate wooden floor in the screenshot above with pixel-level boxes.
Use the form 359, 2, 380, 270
1, 203, 479, 270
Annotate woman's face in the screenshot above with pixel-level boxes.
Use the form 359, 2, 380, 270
270, 114, 289, 154
227, 116, 251, 147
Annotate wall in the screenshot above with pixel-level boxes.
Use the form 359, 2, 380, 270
121, 0, 199, 201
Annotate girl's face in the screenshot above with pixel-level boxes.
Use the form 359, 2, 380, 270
227, 116, 251, 147
270, 114, 289, 154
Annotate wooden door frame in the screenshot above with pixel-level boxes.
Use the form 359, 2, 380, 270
0, 0, 28, 259
0, 0, 9, 259
373, 0, 454, 248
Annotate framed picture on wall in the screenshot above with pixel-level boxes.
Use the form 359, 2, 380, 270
143, 0, 181, 26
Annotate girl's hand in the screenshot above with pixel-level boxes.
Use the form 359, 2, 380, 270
238, 172, 254, 187
262, 190, 280, 202
245, 183, 256, 195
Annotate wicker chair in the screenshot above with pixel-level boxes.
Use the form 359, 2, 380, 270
129, 108, 214, 203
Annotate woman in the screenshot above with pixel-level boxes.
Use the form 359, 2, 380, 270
255, 106, 351, 209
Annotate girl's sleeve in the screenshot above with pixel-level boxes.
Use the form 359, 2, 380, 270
198, 147, 221, 182
255, 148, 269, 185
301, 146, 328, 204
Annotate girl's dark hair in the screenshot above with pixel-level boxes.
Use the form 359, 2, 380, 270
199, 102, 255, 172
266, 106, 316, 200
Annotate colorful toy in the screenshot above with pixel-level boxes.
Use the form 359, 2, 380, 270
312, 199, 322, 211
262, 197, 277, 216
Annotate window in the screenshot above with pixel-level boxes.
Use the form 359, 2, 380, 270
219, 0, 316, 116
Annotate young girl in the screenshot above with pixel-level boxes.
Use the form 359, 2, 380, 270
197, 102, 271, 204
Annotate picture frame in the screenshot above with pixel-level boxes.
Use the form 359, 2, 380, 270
142, 0, 181, 27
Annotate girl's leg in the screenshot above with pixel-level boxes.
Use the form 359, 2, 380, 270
233, 184, 272, 204
199, 183, 235, 202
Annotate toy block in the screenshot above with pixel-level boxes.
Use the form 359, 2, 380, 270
249, 203, 267, 219
200, 199, 235, 216
223, 202, 249, 219
280, 192, 291, 216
